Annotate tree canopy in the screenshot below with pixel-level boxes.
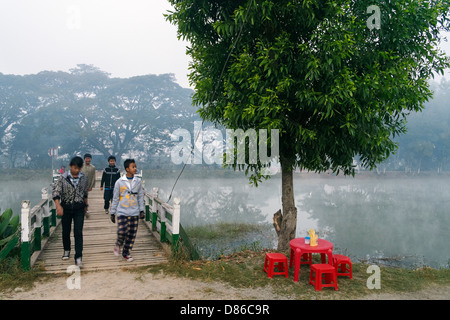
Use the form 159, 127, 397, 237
0, 65, 199, 169
166, 0, 450, 250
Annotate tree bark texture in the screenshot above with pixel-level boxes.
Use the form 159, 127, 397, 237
273, 158, 297, 251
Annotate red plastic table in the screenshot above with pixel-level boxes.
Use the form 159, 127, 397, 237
289, 237, 334, 282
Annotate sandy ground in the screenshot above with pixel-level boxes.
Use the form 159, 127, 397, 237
1, 270, 290, 300
1, 269, 449, 300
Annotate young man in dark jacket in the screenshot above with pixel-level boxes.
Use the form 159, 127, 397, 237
52, 156, 88, 267
100, 155, 121, 214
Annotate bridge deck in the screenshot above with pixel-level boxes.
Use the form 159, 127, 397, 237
35, 187, 168, 273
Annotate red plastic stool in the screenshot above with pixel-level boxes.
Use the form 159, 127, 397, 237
309, 264, 338, 291
333, 254, 352, 279
264, 253, 289, 278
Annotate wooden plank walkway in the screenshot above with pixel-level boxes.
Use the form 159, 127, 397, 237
35, 187, 168, 273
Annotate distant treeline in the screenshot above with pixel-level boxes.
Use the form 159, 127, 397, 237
1, 65, 449, 174
368, 79, 450, 174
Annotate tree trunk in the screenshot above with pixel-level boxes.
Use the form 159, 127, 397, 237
273, 157, 297, 252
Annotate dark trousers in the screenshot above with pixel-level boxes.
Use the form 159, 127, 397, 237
61, 208, 85, 260
103, 189, 114, 210
116, 216, 139, 257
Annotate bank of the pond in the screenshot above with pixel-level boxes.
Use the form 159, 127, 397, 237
184, 222, 277, 260
1, 250, 449, 300
147, 250, 450, 300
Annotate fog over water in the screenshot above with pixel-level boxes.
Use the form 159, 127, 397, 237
2, 173, 449, 268
149, 174, 450, 268
0, 178, 51, 218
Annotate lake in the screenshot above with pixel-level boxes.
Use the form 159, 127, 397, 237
0, 177, 53, 219
2, 172, 449, 268
148, 173, 450, 268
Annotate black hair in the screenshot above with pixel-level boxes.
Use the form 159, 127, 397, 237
69, 156, 84, 169
124, 158, 135, 170
108, 155, 116, 161
84, 153, 92, 159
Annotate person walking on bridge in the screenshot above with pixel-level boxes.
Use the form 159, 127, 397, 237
52, 156, 88, 267
81, 153, 96, 218
110, 159, 145, 262
100, 155, 120, 215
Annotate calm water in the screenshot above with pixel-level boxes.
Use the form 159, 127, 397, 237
147, 173, 450, 268
0, 177, 52, 218
2, 173, 449, 268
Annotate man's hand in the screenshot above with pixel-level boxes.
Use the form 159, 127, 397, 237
56, 204, 64, 217
110, 214, 116, 223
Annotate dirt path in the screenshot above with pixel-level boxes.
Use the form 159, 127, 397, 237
1, 270, 289, 300
1, 269, 449, 300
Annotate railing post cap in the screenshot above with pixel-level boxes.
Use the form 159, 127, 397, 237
21, 200, 30, 209
174, 197, 181, 206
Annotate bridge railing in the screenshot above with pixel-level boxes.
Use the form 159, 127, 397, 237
142, 187, 199, 260
20, 187, 58, 270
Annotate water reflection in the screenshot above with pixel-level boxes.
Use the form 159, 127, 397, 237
148, 177, 278, 258
2, 174, 448, 267
149, 178, 268, 225
0, 179, 51, 216
150, 175, 449, 267
299, 176, 450, 268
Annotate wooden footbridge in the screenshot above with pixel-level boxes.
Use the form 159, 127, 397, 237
8, 172, 199, 273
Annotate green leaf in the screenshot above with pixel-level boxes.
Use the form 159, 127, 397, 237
0, 209, 13, 236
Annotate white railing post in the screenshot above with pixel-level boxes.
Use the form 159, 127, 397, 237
20, 200, 31, 270
172, 198, 181, 248
160, 205, 166, 243
42, 188, 51, 236
151, 187, 158, 231
33, 204, 42, 251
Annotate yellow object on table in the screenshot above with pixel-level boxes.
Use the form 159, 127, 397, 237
308, 229, 318, 246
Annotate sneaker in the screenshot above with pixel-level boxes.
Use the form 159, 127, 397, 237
85, 211, 89, 219
62, 250, 70, 260
75, 257, 83, 268
113, 245, 120, 256
105, 209, 109, 214
123, 255, 133, 262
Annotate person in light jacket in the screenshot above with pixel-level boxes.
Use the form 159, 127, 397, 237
110, 159, 144, 262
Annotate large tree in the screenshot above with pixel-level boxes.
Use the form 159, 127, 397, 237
72, 73, 195, 161
0, 67, 198, 168
166, 0, 450, 250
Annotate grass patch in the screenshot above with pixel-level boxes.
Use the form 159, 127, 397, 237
0, 257, 48, 293
183, 222, 276, 259
144, 250, 450, 300
185, 222, 263, 241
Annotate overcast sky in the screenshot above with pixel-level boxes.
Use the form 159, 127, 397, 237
0, 0, 192, 88
0, 0, 449, 90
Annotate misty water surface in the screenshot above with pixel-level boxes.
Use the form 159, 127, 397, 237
2, 173, 449, 268
147, 174, 450, 268
0, 177, 52, 218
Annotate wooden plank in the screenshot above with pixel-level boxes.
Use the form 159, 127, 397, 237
35, 188, 168, 273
